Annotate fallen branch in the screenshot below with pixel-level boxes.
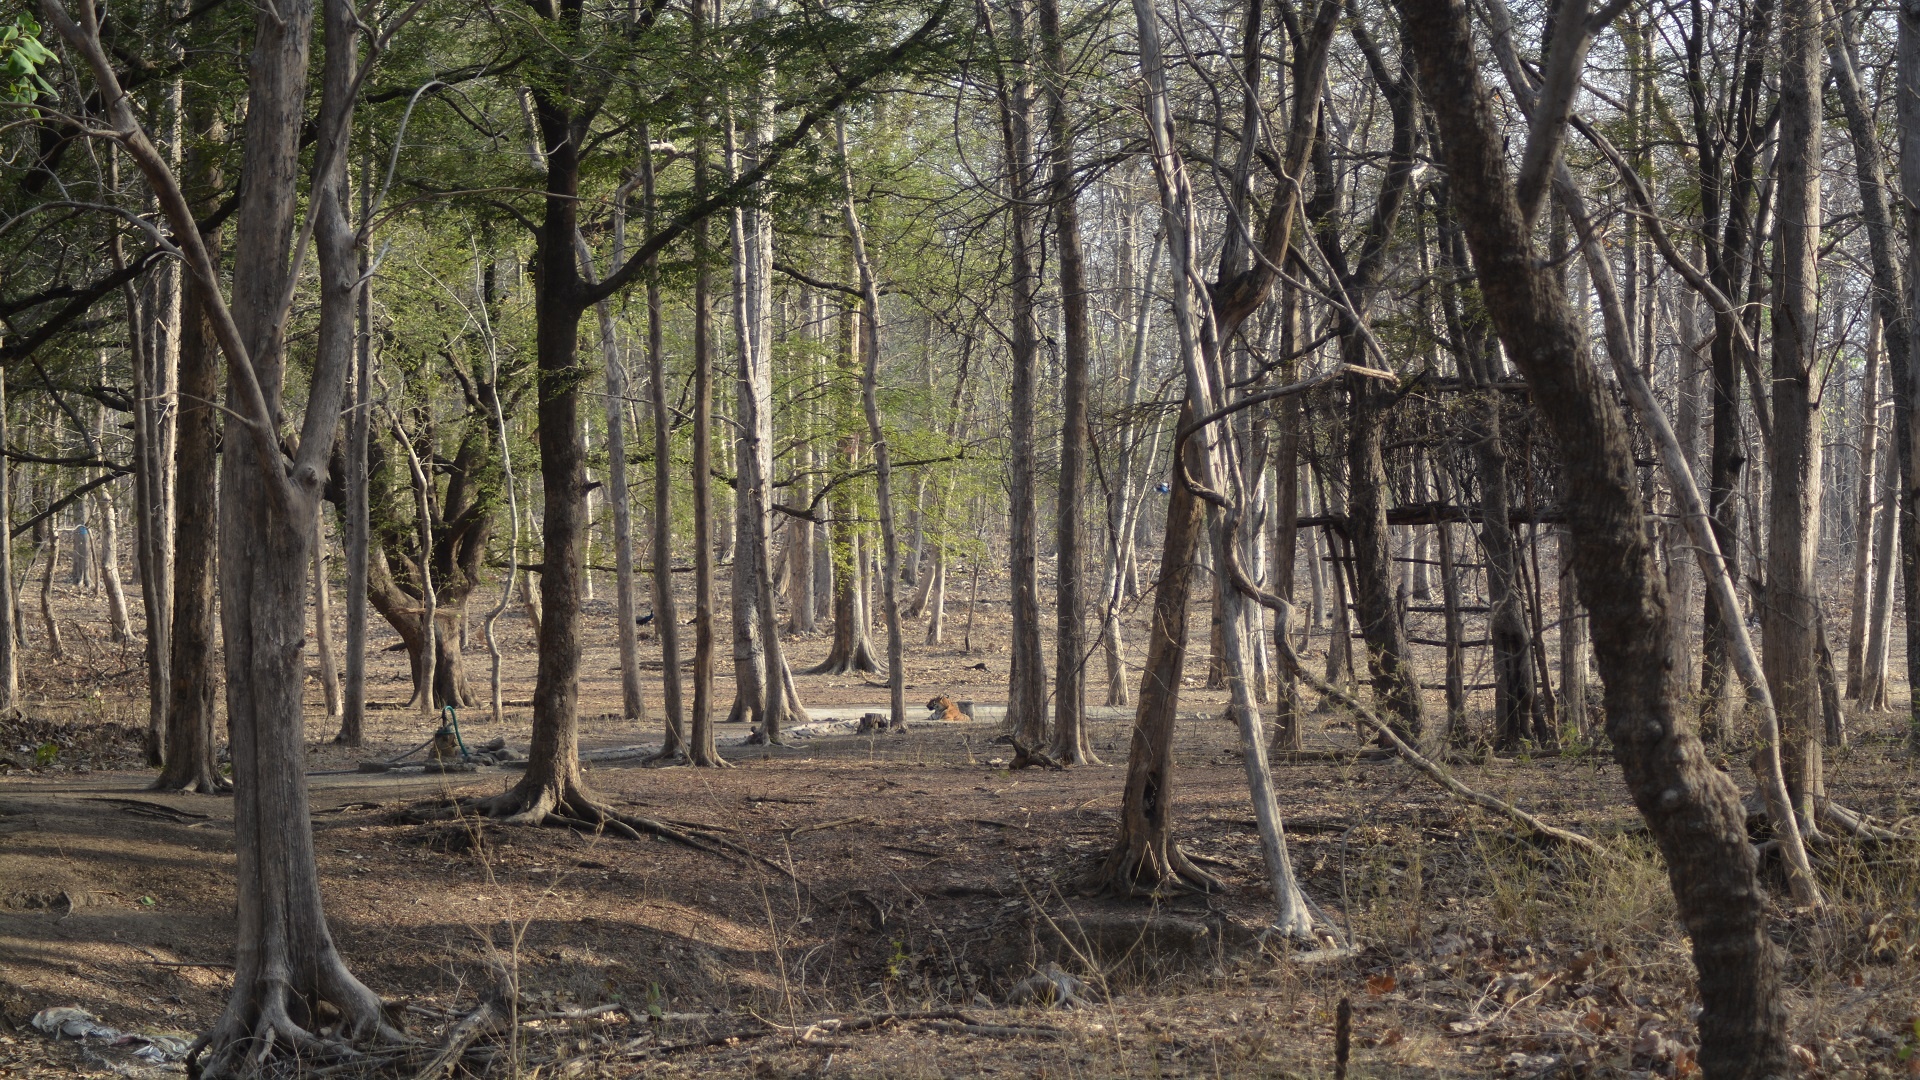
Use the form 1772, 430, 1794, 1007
784, 816, 873, 838
414, 973, 512, 1080
1170, 457, 1609, 858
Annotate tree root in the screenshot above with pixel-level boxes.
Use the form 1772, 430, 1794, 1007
466, 780, 797, 881
1817, 800, 1914, 844
1009, 738, 1064, 771
1093, 837, 1224, 897
150, 774, 233, 796
188, 955, 405, 1079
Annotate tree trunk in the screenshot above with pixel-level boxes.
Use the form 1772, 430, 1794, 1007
1557, 526, 1590, 736
1899, 0, 1920, 752
840, 116, 907, 734
130, 243, 177, 763
1696, 0, 1772, 746
1036, 0, 1095, 765
640, 129, 687, 760
312, 514, 340, 718
687, 106, 723, 767
337, 158, 371, 746
1859, 437, 1898, 711
730, 107, 805, 744
788, 502, 816, 632
154, 223, 223, 792
924, 544, 947, 645
1432, 516, 1467, 736
1097, 429, 1219, 894
38, 524, 62, 660
994, 0, 1048, 750
0, 373, 16, 713
1763, 0, 1825, 825
477, 41, 617, 810
586, 243, 649, 724
1845, 315, 1881, 698
1402, 2, 1789, 1069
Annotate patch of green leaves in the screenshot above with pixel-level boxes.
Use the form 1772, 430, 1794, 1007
0, 15, 54, 108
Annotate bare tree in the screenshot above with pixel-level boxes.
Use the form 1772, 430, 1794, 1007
1397, 0, 1790, 1068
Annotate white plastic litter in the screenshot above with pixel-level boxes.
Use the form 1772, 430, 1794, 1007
29, 1006, 191, 1063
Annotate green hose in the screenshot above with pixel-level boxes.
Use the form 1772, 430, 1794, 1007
440, 705, 470, 761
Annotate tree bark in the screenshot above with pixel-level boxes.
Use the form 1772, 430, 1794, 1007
0, 373, 16, 713
313, 513, 340, 718
584, 237, 650, 724
992, 0, 1048, 750
1899, 0, 1920, 751
337, 164, 371, 747
1762, 0, 1825, 825
687, 93, 724, 767
1845, 312, 1882, 698
1036, 0, 1096, 765
154, 207, 222, 792
1097, 427, 1219, 894
641, 128, 688, 760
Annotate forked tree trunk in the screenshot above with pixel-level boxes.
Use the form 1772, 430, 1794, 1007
1695, 0, 1771, 746
1401, 2, 1789, 1069
37, 0, 407, 1059
1132, 0, 1315, 934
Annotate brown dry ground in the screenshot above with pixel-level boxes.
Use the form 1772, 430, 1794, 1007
0, 551, 1916, 1078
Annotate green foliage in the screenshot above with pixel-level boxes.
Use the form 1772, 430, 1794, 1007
0, 14, 53, 107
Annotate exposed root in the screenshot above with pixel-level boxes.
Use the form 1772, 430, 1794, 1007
1009, 738, 1064, 771
465, 778, 798, 881
1093, 837, 1224, 897
150, 774, 232, 796
1818, 800, 1913, 844
188, 960, 404, 1080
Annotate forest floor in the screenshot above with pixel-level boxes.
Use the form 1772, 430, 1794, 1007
0, 550, 1917, 1078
